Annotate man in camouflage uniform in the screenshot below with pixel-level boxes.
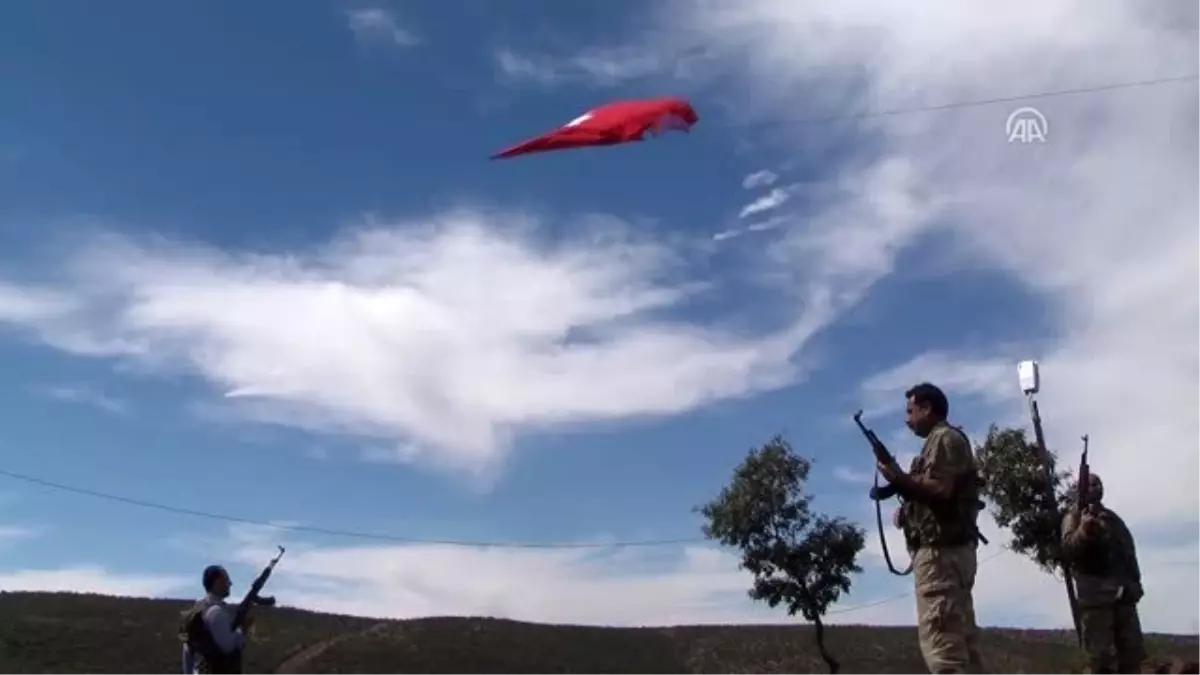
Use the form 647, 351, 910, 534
1061, 473, 1146, 674
180, 564, 254, 674
872, 382, 986, 674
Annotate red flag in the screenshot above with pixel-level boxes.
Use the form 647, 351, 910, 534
491, 97, 699, 160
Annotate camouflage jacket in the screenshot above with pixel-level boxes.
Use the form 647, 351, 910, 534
1061, 504, 1142, 608
901, 421, 983, 550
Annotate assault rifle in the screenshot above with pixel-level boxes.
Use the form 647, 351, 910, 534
853, 410, 911, 576
853, 410, 897, 467
1077, 434, 1091, 511
231, 546, 285, 632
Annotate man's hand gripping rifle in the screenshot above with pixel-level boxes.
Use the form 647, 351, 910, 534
231, 546, 285, 632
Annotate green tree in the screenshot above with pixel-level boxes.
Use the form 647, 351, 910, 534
697, 435, 866, 674
976, 423, 1089, 647
973, 424, 1076, 573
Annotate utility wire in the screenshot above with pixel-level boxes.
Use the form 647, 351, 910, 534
7, 465, 1200, 560
827, 549, 1005, 616
0, 466, 1185, 619
728, 73, 1199, 129
0, 466, 702, 549
7, 463, 1186, 624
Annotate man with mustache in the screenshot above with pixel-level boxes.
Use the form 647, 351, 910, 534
873, 382, 986, 674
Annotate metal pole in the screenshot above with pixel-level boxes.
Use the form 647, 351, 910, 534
1026, 393, 1083, 646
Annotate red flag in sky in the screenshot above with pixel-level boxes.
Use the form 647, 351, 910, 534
490, 97, 699, 160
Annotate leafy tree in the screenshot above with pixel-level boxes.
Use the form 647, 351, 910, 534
976, 423, 1092, 646
973, 424, 1077, 574
697, 435, 866, 674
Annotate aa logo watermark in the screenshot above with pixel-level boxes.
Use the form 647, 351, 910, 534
1006, 106, 1048, 143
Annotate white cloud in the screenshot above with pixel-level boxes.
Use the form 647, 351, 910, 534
856, 503, 1199, 632
863, 344, 1199, 530
832, 465, 873, 485
491, 32, 723, 89
742, 169, 778, 190
0, 525, 36, 543
746, 218, 785, 233
860, 352, 1018, 404
0, 284, 75, 323
0, 211, 824, 480
30, 382, 131, 415
345, 7, 419, 48
2, 520, 1191, 631
0, 566, 188, 598
150, 522, 1192, 631
664, 0, 1198, 631
711, 215, 789, 245
856, 350, 1025, 422
493, 46, 671, 88
3, 0, 1195, 635
738, 187, 790, 219
187, 525, 967, 626
242, 541, 758, 626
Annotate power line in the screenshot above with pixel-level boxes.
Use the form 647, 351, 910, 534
0, 467, 1015, 557
730, 73, 1199, 129
827, 549, 1005, 616
0, 465, 1053, 611
0, 466, 703, 549
7, 454, 1189, 624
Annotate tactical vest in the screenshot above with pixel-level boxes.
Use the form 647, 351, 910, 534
179, 598, 243, 674
901, 424, 984, 549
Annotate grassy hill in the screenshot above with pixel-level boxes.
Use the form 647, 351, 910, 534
0, 591, 1196, 673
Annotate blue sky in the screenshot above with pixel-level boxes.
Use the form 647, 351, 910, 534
0, 0, 1196, 633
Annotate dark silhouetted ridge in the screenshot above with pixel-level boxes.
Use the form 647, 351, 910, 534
0, 591, 1195, 673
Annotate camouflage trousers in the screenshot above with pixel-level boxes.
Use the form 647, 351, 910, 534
913, 544, 986, 674
1079, 601, 1145, 673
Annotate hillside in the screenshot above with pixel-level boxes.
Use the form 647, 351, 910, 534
0, 592, 1195, 673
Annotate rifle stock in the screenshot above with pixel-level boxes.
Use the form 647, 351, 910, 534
231, 546, 285, 632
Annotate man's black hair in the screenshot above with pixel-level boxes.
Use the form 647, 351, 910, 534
202, 565, 226, 592
905, 382, 949, 419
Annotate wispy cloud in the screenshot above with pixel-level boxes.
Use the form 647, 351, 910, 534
680, 0, 1197, 599
85, 520, 1192, 631
738, 188, 790, 219
492, 47, 667, 88
0, 566, 187, 598
30, 382, 131, 415
492, 40, 714, 89
857, 350, 1023, 420
0, 284, 75, 322
0, 525, 37, 543
741, 170, 778, 190
831, 465, 873, 485
0, 212, 821, 482
345, 7, 420, 48
710, 216, 788, 243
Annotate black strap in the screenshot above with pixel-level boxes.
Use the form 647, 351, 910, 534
874, 472, 914, 577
